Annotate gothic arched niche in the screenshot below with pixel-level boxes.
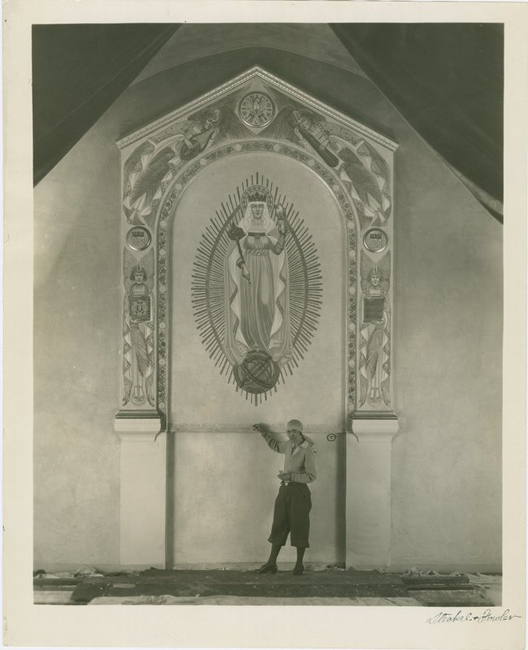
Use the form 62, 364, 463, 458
115, 66, 397, 435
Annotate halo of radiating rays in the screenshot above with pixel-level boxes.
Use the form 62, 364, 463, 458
191, 172, 322, 405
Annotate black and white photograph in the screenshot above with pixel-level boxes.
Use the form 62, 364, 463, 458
3, 3, 527, 649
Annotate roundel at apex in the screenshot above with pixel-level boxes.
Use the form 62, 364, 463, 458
192, 173, 323, 405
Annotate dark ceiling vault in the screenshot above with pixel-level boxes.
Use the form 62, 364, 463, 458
32, 24, 180, 186
32, 23, 503, 222
331, 24, 504, 222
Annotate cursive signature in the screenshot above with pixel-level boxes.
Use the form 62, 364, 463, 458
427, 609, 522, 624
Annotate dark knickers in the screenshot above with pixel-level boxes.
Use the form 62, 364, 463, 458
268, 483, 312, 548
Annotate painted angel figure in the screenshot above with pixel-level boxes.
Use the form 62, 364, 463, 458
261, 106, 339, 167
123, 141, 179, 226
337, 143, 391, 225
123, 250, 155, 407
180, 108, 220, 161
292, 110, 339, 168
179, 104, 252, 162
224, 195, 293, 367
359, 252, 391, 407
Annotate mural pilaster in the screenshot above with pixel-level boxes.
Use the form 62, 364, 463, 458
114, 197, 161, 431
355, 229, 396, 418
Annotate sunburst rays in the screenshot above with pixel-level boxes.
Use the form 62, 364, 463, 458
191, 173, 322, 404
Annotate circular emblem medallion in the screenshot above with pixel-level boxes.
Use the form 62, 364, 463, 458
126, 226, 152, 251
234, 350, 280, 395
363, 228, 388, 253
239, 93, 275, 128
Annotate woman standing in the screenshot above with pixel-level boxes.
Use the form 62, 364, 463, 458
253, 420, 316, 575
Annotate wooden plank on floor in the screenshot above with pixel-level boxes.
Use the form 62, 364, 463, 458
34, 591, 75, 605
196, 584, 411, 598
34, 578, 82, 587
407, 584, 475, 591
88, 595, 423, 606
411, 589, 494, 607
402, 575, 469, 585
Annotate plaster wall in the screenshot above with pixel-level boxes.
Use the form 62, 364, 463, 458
390, 128, 503, 570
172, 431, 345, 565
34, 123, 122, 568
33, 40, 502, 571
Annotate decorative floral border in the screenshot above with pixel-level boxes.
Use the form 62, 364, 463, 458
153, 140, 358, 429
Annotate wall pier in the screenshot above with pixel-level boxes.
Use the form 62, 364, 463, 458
346, 417, 399, 569
114, 414, 166, 567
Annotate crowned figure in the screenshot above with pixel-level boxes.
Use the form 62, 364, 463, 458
223, 187, 293, 371
359, 252, 391, 408
123, 252, 155, 407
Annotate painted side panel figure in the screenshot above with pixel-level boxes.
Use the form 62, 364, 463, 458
123, 249, 156, 407
359, 250, 391, 408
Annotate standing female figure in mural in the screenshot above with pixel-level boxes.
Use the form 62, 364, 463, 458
253, 420, 317, 575
123, 251, 155, 407
224, 194, 293, 370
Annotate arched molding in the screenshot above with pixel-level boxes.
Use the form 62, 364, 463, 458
152, 138, 358, 429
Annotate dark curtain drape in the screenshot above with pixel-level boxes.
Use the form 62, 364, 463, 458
331, 24, 504, 222
32, 24, 180, 185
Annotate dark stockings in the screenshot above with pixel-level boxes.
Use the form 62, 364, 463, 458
295, 546, 305, 568
266, 543, 282, 566
267, 545, 306, 568
261, 545, 306, 574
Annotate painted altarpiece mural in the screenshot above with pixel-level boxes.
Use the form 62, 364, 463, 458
115, 67, 398, 433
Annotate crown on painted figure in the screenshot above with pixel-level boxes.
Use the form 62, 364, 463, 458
247, 190, 268, 203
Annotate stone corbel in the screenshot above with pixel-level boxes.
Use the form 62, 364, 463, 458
114, 410, 162, 442
352, 414, 399, 441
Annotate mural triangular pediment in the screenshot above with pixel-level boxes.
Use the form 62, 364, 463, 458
118, 66, 397, 153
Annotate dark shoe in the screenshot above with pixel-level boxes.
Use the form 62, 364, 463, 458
293, 564, 304, 575
256, 563, 278, 574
